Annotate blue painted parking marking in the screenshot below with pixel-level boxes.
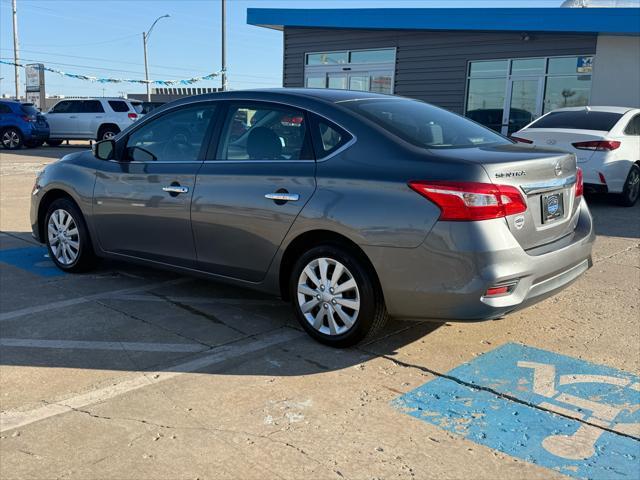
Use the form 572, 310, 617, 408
393, 343, 640, 479
0, 246, 65, 277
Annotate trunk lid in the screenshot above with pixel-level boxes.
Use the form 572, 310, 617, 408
513, 128, 607, 164
433, 144, 580, 250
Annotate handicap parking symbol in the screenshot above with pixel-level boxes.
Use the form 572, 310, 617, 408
393, 344, 640, 479
0, 246, 65, 277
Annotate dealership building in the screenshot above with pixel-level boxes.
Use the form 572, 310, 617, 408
248, 7, 640, 135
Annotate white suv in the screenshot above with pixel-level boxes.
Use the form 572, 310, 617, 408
44, 98, 143, 144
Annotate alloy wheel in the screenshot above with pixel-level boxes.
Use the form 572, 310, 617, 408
47, 209, 80, 266
102, 131, 116, 140
296, 257, 360, 336
2, 130, 20, 149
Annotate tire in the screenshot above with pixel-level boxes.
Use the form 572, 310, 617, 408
45, 198, 96, 273
97, 125, 120, 141
1, 128, 23, 150
45, 139, 63, 147
290, 244, 388, 348
617, 164, 640, 207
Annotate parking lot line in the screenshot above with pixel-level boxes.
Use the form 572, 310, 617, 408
0, 328, 302, 433
0, 278, 189, 322
0, 338, 207, 353
111, 293, 283, 306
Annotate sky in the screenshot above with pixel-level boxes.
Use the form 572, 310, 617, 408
0, 0, 564, 99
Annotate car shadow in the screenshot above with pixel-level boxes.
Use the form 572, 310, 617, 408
586, 193, 640, 239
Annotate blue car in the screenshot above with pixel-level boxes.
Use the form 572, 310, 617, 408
0, 100, 50, 149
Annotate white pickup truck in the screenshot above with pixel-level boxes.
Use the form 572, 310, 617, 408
44, 98, 143, 145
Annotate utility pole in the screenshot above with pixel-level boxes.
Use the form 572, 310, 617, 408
142, 14, 170, 102
221, 0, 227, 91
12, 0, 20, 100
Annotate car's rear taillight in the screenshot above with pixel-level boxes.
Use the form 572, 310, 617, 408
510, 136, 533, 144
21, 115, 36, 123
572, 140, 621, 151
408, 181, 527, 221
128, 113, 138, 120
576, 168, 584, 197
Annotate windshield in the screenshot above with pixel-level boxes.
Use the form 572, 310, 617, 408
340, 98, 510, 149
528, 110, 623, 131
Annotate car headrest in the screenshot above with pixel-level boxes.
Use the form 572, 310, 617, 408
247, 127, 282, 160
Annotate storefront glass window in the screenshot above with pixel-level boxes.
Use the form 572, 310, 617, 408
306, 76, 326, 88
306, 52, 348, 65
543, 75, 592, 113
511, 58, 546, 76
350, 49, 396, 64
465, 78, 507, 132
469, 60, 509, 77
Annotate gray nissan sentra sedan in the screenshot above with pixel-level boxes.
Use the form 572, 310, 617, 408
31, 89, 595, 347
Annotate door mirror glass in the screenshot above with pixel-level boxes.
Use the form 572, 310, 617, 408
93, 139, 115, 160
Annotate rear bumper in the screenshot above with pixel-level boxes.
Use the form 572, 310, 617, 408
363, 200, 595, 321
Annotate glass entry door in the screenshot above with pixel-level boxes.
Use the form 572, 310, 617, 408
503, 77, 544, 135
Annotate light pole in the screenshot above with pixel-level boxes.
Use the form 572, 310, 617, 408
12, 0, 20, 100
142, 14, 169, 102
221, 0, 227, 91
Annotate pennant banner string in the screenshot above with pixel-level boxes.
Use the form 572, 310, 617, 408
0, 60, 222, 86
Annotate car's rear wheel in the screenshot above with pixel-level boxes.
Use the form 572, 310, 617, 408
618, 164, 640, 207
1, 128, 23, 150
98, 125, 120, 141
45, 139, 63, 147
45, 198, 96, 273
290, 245, 388, 347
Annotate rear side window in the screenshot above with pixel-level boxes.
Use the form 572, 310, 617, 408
83, 100, 105, 113
217, 104, 313, 161
108, 100, 129, 112
528, 111, 623, 131
341, 98, 508, 149
0, 104, 12, 114
624, 114, 640, 136
312, 118, 352, 157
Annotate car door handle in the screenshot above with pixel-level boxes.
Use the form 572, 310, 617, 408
162, 186, 189, 194
265, 192, 299, 202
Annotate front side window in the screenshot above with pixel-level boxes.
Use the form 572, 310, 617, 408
343, 98, 509, 149
126, 104, 217, 161
51, 101, 72, 113
218, 104, 312, 161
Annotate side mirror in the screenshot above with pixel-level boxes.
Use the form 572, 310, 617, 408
93, 139, 115, 160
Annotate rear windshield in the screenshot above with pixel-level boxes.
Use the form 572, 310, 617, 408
340, 98, 509, 149
21, 104, 39, 116
528, 111, 623, 131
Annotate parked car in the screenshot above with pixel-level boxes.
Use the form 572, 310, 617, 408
512, 106, 640, 206
139, 101, 165, 115
44, 98, 143, 145
30, 89, 594, 347
0, 100, 50, 150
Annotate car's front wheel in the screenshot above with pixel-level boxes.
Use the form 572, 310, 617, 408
1, 128, 23, 150
45, 198, 96, 272
290, 245, 388, 347
618, 164, 640, 207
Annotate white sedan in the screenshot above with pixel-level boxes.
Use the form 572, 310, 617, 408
512, 106, 640, 207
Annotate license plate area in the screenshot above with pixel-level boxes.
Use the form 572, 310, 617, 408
541, 192, 564, 223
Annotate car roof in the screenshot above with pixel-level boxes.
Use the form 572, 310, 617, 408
190, 88, 396, 104
548, 106, 636, 114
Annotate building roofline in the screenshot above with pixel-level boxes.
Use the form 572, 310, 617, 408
247, 8, 640, 35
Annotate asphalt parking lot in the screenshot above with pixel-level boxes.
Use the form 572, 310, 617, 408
0, 145, 639, 480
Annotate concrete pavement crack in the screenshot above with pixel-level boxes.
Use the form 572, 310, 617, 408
57, 403, 342, 480
359, 348, 640, 443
